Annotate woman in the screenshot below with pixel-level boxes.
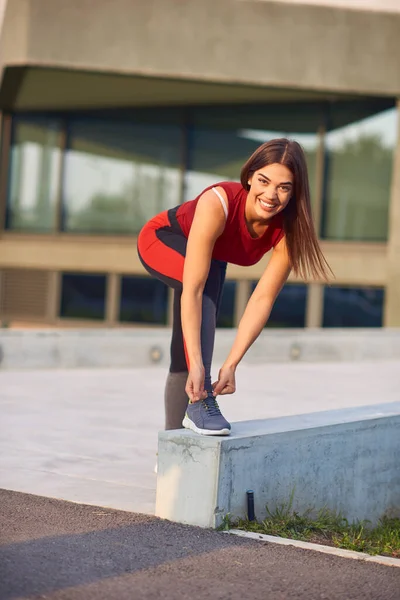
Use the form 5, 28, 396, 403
138, 138, 331, 436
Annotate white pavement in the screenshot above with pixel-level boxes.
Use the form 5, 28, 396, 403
1, 360, 399, 515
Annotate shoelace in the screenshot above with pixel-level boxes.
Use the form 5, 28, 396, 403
202, 395, 222, 416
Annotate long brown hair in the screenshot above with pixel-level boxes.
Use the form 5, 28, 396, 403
240, 138, 332, 281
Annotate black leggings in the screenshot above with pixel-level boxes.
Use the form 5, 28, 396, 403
137, 206, 227, 393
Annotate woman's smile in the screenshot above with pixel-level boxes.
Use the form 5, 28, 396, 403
258, 196, 279, 211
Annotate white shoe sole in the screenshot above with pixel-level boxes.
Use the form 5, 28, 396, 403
182, 415, 231, 436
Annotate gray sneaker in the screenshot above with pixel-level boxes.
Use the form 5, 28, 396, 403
182, 395, 231, 436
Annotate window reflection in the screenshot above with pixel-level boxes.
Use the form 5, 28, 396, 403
323, 286, 384, 327
119, 276, 168, 324
184, 127, 318, 207
322, 107, 397, 241
5, 102, 396, 246
7, 117, 62, 231
63, 119, 181, 234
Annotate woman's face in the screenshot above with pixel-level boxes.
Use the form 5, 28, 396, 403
247, 162, 294, 220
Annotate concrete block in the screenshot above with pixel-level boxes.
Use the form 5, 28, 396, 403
155, 402, 400, 528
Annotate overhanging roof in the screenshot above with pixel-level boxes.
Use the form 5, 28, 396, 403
0, 0, 400, 99
1, 66, 394, 135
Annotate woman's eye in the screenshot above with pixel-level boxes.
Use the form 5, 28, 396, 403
258, 179, 268, 185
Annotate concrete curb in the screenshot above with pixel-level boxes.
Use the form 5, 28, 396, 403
1, 328, 400, 370
226, 529, 400, 568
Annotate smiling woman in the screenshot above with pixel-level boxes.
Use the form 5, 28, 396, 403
137, 138, 332, 437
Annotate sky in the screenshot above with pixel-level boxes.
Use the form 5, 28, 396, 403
242, 108, 398, 151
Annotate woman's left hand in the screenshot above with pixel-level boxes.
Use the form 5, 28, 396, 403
212, 364, 236, 396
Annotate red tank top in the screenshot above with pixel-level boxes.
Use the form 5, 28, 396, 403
176, 181, 285, 267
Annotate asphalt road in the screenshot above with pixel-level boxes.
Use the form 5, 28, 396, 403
0, 489, 399, 600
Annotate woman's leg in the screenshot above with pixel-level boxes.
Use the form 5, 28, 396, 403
200, 259, 227, 394
165, 259, 227, 429
164, 371, 188, 430
138, 209, 229, 433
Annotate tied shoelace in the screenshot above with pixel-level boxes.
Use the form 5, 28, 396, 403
202, 395, 222, 416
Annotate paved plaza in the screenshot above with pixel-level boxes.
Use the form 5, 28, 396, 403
1, 360, 399, 514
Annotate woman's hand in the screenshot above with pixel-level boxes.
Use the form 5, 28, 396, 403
212, 364, 236, 396
186, 364, 208, 402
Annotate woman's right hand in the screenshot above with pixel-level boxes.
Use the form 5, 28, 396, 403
185, 363, 208, 402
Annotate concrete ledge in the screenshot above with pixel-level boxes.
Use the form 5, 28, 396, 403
1, 328, 400, 369
155, 402, 400, 528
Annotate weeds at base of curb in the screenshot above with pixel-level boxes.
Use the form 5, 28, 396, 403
219, 499, 400, 558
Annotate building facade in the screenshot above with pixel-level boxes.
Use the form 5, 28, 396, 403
0, 0, 399, 329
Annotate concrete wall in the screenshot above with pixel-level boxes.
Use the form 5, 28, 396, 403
156, 403, 400, 527
1, 0, 400, 97
0, 0, 29, 70
1, 328, 400, 370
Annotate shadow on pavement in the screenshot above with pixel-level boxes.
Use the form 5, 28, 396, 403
0, 507, 250, 599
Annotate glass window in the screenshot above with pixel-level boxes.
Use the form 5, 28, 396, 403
216, 280, 236, 328
184, 107, 319, 207
63, 118, 182, 234
251, 282, 307, 328
60, 273, 106, 320
323, 286, 384, 328
322, 107, 397, 241
6, 116, 62, 231
119, 276, 168, 324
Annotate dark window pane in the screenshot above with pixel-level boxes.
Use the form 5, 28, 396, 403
60, 273, 106, 320
63, 118, 182, 234
252, 283, 307, 328
7, 116, 62, 232
322, 107, 397, 241
119, 276, 168, 324
216, 281, 236, 328
323, 286, 384, 328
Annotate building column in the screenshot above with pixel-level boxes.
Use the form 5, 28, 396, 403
384, 99, 400, 327
234, 279, 251, 327
46, 271, 61, 324
305, 283, 324, 328
0, 112, 11, 232
106, 273, 120, 326
303, 124, 326, 329
313, 123, 326, 236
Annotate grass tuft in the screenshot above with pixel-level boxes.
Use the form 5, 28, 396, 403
222, 498, 400, 558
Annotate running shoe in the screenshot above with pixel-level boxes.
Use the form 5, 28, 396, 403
182, 395, 231, 436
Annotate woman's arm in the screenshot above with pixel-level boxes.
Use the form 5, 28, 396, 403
213, 236, 291, 395
181, 187, 227, 399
